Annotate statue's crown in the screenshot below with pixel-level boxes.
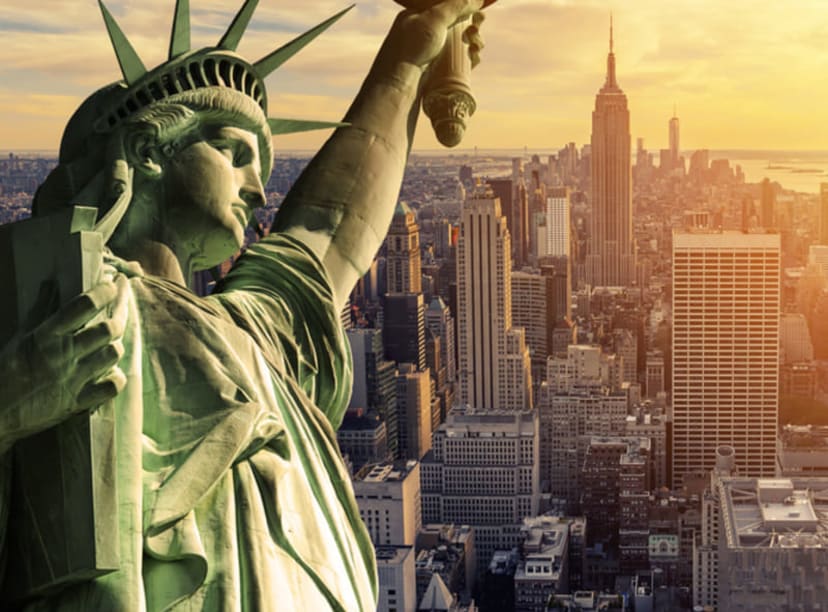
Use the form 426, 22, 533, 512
96, 0, 351, 136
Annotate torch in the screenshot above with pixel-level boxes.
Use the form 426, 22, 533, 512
396, 0, 497, 147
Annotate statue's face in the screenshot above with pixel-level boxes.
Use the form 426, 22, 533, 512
161, 124, 265, 270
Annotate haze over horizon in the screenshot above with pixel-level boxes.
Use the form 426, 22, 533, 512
1, 0, 827, 152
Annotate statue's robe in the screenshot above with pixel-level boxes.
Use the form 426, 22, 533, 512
25, 234, 377, 611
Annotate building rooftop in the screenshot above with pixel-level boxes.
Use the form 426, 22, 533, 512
588, 436, 651, 456
515, 516, 569, 583
418, 523, 474, 547
440, 408, 536, 436
488, 550, 519, 576
394, 200, 414, 217
415, 525, 472, 575
419, 572, 454, 611
375, 545, 414, 565
356, 460, 419, 483
780, 424, 828, 450
427, 296, 448, 311
720, 477, 828, 549
673, 229, 780, 248
339, 410, 385, 431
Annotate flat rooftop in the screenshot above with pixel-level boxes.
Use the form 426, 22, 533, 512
720, 477, 828, 549
673, 230, 780, 249
375, 545, 413, 565
356, 460, 418, 482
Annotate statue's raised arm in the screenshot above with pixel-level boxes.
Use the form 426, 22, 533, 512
0, 1, 491, 609
273, 0, 486, 310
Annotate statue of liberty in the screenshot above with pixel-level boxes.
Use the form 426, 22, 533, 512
0, 0, 489, 609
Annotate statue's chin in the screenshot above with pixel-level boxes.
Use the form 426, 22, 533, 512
192, 230, 244, 272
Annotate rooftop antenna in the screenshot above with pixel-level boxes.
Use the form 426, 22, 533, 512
610, 11, 613, 53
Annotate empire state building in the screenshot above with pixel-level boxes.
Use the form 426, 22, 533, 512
586, 20, 636, 287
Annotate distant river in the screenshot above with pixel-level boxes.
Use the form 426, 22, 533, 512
411, 148, 828, 194
717, 151, 828, 194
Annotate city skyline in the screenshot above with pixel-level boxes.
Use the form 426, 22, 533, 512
2, 1, 827, 151
5, 1, 828, 610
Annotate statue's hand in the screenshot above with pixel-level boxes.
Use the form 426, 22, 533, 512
0, 276, 128, 451
390, 0, 485, 69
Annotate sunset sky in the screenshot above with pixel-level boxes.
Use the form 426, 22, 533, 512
1, 0, 827, 152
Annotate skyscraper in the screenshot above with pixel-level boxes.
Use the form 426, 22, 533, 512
669, 110, 680, 169
586, 18, 636, 287
688, 149, 710, 184
457, 186, 532, 411
820, 183, 828, 244
383, 293, 426, 369
511, 270, 552, 384
546, 187, 571, 258
672, 231, 780, 486
383, 202, 426, 370
760, 178, 776, 230
348, 328, 400, 457
512, 159, 530, 268
386, 201, 422, 294
395, 363, 433, 461
425, 297, 456, 383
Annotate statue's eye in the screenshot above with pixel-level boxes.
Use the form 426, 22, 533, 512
209, 140, 252, 167
209, 140, 234, 161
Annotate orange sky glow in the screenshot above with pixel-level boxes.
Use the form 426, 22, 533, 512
1, 0, 827, 152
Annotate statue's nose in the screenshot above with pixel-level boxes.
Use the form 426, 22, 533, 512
239, 166, 265, 209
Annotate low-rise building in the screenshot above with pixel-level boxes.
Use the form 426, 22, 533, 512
777, 424, 828, 477
580, 437, 651, 546
481, 550, 519, 612
376, 545, 417, 612
415, 524, 476, 604
421, 409, 539, 569
353, 460, 421, 546
337, 409, 391, 471
514, 516, 570, 612
418, 573, 479, 612
546, 591, 626, 611
716, 477, 828, 610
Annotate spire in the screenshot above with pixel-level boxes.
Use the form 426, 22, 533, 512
610, 12, 614, 53
253, 5, 354, 79
168, 0, 191, 59
218, 0, 259, 51
605, 13, 617, 89
98, 0, 147, 85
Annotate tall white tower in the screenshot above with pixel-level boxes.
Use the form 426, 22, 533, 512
672, 231, 780, 486
669, 111, 680, 168
546, 187, 571, 258
457, 186, 532, 411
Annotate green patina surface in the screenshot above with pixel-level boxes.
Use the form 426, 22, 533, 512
0, 0, 489, 609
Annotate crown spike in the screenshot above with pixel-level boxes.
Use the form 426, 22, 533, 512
169, 0, 191, 59
267, 117, 349, 136
253, 5, 354, 79
218, 0, 259, 51
98, 0, 147, 85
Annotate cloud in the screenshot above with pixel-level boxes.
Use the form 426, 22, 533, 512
1, 0, 827, 150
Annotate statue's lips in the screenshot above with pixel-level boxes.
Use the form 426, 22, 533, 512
232, 204, 250, 227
